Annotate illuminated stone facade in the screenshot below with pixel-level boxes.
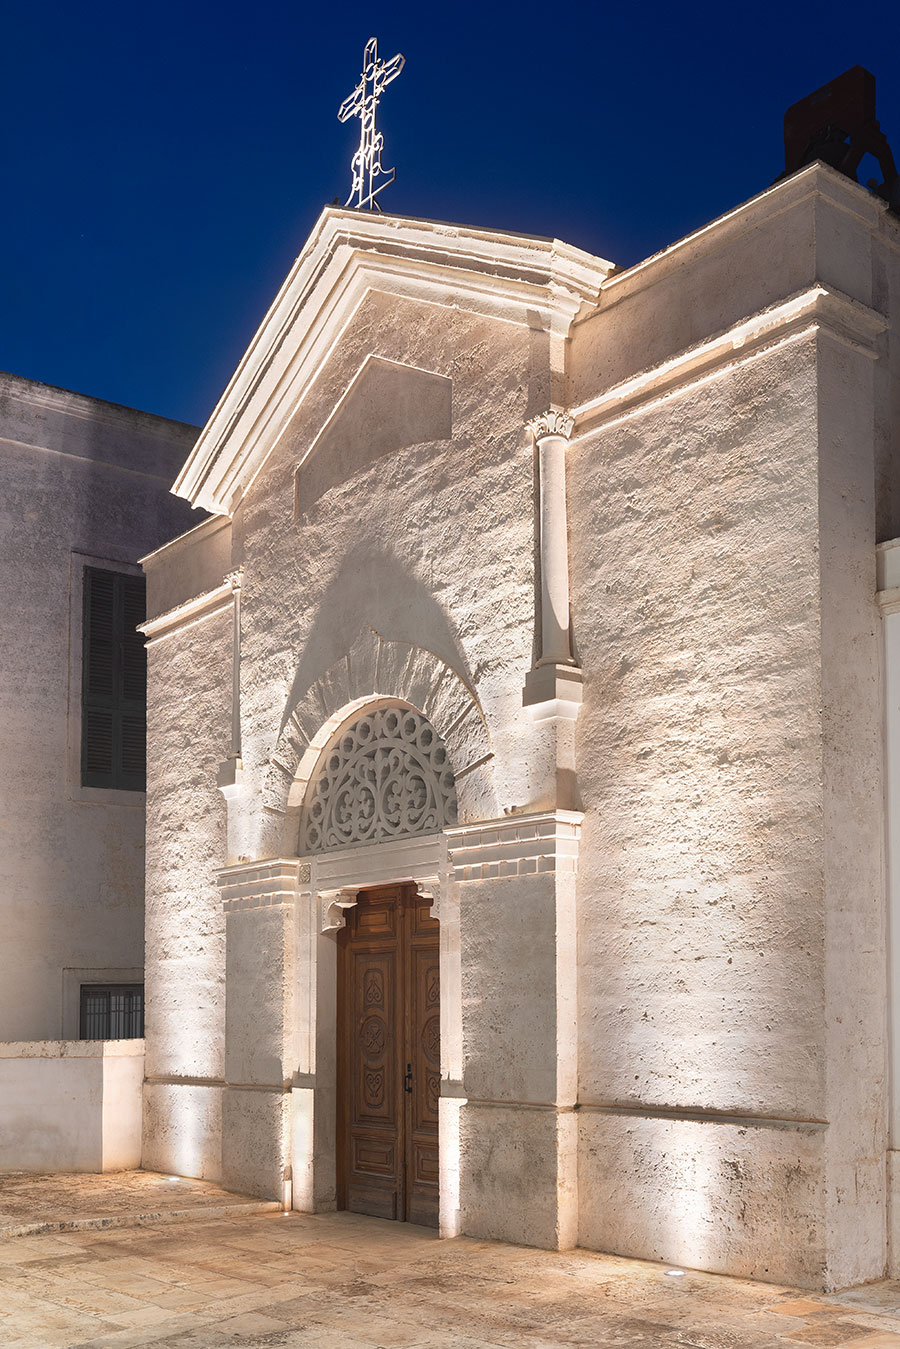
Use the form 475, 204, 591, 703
142, 163, 900, 1291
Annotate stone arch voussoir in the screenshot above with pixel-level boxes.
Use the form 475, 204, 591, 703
263, 628, 496, 855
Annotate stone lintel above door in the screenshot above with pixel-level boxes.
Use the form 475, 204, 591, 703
313, 833, 446, 931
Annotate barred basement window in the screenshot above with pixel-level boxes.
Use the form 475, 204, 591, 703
81, 567, 147, 790
80, 984, 145, 1039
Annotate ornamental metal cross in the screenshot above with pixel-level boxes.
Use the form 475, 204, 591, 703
338, 37, 405, 211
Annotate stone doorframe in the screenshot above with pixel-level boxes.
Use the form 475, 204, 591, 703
216, 808, 583, 1245
216, 830, 465, 1236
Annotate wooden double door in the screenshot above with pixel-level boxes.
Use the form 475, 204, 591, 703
336, 883, 440, 1227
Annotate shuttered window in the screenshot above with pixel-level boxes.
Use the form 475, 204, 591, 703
81, 568, 147, 790
80, 984, 145, 1039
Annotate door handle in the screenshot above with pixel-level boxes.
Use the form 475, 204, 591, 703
404, 1063, 413, 1094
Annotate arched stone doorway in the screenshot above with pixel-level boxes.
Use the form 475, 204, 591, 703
295, 699, 458, 1231
218, 649, 495, 1236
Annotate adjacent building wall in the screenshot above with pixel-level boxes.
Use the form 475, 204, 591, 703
0, 372, 198, 1041
0, 1039, 143, 1172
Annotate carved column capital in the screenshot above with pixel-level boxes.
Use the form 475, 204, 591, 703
526, 409, 574, 442
225, 566, 244, 592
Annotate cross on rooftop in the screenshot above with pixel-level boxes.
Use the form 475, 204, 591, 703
338, 37, 405, 211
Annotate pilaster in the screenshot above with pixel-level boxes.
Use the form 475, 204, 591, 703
216, 568, 249, 865
445, 810, 582, 1248
216, 857, 309, 1200
523, 410, 583, 722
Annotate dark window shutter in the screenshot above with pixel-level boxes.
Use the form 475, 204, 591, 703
81, 568, 147, 790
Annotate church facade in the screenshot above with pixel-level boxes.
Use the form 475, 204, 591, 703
141, 161, 900, 1292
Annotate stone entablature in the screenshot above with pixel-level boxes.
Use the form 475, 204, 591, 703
215, 839, 444, 928
216, 858, 307, 914
445, 810, 582, 882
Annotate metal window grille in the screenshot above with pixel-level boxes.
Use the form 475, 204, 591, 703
79, 984, 145, 1040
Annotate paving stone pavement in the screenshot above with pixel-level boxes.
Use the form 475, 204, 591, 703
0, 1172, 277, 1238
3, 1207, 900, 1348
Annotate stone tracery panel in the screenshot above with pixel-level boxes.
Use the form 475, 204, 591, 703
300, 703, 458, 854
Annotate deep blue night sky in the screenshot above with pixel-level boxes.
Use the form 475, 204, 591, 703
2, 0, 899, 427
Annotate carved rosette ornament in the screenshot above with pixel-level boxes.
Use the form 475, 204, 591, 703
300, 704, 457, 855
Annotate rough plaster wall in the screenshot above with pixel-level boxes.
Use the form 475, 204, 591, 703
0, 394, 195, 1041
233, 292, 551, 840
459, 1107, 576, 1250
578, 1115, 825, 1287
817, 333, 886, 1289
143, 611, 230, 1179
460, 874, 563, 1105
222, 1088, 290, 1200
142, 1081, 222, 1181
221, 903, 296, 1196
569, 335, 827, 1275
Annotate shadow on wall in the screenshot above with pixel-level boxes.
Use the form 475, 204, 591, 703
294, 355, 452, 517
279, 541, 476, 742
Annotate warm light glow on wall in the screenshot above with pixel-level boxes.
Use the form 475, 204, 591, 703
645, 1120, 717, 1270
291, 1086, 316, 1212
168, 1088, 209, 1182
439, 1095, 465, 1238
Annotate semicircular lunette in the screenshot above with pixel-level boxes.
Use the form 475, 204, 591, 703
301, 703, 457, 854
261, 627, 497, 854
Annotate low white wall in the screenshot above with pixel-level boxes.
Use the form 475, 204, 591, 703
0, 1039, 143, 1173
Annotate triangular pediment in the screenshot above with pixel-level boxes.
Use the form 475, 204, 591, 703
294, 355, 451, 516
173, 208, 615, 515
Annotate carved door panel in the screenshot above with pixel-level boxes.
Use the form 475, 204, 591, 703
338, 888, 404, 1219
337, 884, 439, 1227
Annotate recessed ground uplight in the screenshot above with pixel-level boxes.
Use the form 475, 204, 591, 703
665, 1269, 685, 1278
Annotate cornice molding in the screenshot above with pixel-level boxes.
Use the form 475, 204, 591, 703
216, 857, 306, 913
140, 513, 231, 570
445, 810, 583, 882
0, 369, 198, 442
214, 841, 446, 923
877, 586, 900, 616
601, 161, 886, 306
570, 284, 888, 440
140, 579, 233, 646
173, 209, 614, 515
